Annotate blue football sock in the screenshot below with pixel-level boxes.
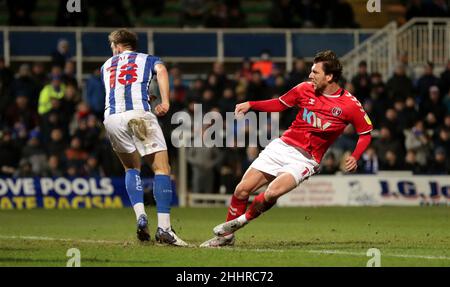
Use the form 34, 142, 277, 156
153, 174, 172, 214
125, 169, 144, 206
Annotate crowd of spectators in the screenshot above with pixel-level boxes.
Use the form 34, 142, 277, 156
3, 0, 361, 29
1, 40, 449, 194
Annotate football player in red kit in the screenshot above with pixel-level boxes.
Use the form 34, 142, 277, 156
200, 50, 373, 247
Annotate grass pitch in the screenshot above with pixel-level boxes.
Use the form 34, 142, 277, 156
0, 206, 449, 267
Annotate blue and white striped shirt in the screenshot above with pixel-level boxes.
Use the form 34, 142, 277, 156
101, 51, 163, 117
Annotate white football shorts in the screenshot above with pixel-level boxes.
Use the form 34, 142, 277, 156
250, 138, 319, 185
103, 110, 167, 156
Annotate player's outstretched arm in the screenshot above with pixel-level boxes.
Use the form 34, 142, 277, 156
154, 63, 170, 116
345, 133, 371, 172
235, 98, 289, 117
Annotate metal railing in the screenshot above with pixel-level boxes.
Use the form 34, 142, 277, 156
1, 26, 376, 87
342, 18, 450, 82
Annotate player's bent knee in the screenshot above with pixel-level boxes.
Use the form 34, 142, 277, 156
265, 184, 286, 201
234, 181, 252, 199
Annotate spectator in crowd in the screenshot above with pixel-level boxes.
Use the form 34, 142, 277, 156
218, 88, 237, 117
7, 0, 36, 26
62, 61, 78, 87
416, 62, 439, 104
373, 126, 403, 164
205, 73, 222, 99
85, 68, 105, 118
0, 129, 21, 177
51, 39, 72, 69
351, 61, 371, 102
386, 64, 414, 102
287, 58, 309, 89
380, 149, 404, 170
404, 120, 431, 166
14, 159, 35, 177
368, 72, 388, 126
5, 94, 39, 131
434, 127, 450, 157
20, 130, 47, 175
404, 150, 425, 174
171, 77, 188, 113
10, 64, 39, 103
0, 58, 14, 115
401, 97, 420, 129
381, 108, 403, 141
187, 127, 224, 193
429, 147, 450, 174
420, 85, 446, 122
397, 52, 416, 80
41, 154, 64, 177
61, 84, 81, 122
358, 145, 379, 174
252, 50, 276, 80
84, 155, 104, 177
332, 125, 358, 160
38, 75, 66, 115
46, 128, 67, 159
31, 62, 48, 99
320, 152, 339, 174
65, 136, 88, 174
238, 58, 253, 82
212, 62, 229, 92
246, 70, 269, 101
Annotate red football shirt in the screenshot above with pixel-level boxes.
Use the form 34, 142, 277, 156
278, 81, 373, 163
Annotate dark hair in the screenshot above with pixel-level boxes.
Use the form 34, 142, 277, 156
108, 29, 138, 50
313, 50, 343, 83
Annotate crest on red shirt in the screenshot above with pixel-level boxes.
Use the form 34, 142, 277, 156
332, 107, 342, 117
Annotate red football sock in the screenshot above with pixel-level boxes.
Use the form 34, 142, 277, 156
226, 194, 248, 222
245, 192, 276, 221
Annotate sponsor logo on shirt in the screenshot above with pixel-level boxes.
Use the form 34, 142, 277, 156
302, 108, 331, 131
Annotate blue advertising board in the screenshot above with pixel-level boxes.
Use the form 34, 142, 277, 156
0, 177, 178, 209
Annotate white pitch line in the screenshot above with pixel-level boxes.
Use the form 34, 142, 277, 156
0, 235, 122, 245
307, 249, 450, 261
1, 235, 450, 261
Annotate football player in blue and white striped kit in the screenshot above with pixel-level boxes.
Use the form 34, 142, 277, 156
102, 29, 187, 246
